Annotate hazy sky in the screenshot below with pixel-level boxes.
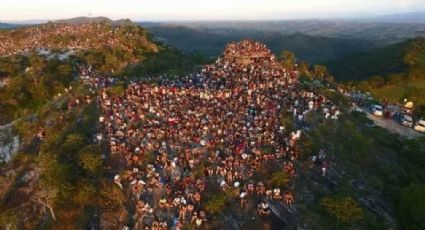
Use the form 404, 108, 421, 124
1, 0, 424, 21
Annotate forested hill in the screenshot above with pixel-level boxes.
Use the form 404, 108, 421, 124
327, 38, 425, 113
326, 38, 425, 81
144, 25, 380, 63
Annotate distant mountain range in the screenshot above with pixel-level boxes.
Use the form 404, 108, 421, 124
375, 11, 425, 24
143, 25, 382, 63
140, 19, 425, 45
3, 11, 425, 26
0, 22, 19, 29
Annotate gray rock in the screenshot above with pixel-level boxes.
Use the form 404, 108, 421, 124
0, 122, 20, 163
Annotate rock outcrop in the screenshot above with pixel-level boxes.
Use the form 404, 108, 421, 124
0, 122, 20, 163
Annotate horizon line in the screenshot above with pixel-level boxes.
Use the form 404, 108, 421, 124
2, 10, 425, 24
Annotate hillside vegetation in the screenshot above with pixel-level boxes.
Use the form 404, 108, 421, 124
327, 38, 425, 115
296, 109, 425, 230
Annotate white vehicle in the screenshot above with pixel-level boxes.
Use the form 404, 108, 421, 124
401, 115, 413, 127
354, 108, 364, 113
414, 119, 425, 133
370, 105, 383, 116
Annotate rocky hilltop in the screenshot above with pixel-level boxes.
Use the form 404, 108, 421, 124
0, 19, 158, 58
54, 16, 132, 25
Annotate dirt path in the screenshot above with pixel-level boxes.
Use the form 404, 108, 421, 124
352, 106, 424, 139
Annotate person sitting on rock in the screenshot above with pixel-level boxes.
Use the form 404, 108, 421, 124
273, 188, 282, 199
284, 191, 294, 206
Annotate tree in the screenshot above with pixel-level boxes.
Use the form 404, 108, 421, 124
79, 145, 103, 174
298, 61, 311, 77
28, 53, 47, 74
62, 133, 86, 154
313, 65, 328, 80
281, 50, 295, 71
320, 197, 363, 224
56, 64, 73, 79
204, 193, 230, 214
387, 73, 404, 86
270, 171, 289, 187
0, 209, 18, 230
414, 105, 425, 119
32, 186, 58, 221
107, 85, 125, 97
97, 181, 126, 209
368, 75, 386, 88
279, 113, 294, 132
85, 51, 105, 69
398, 184, 425, 230
72, 180, 96, 208
37, 151, 72, 205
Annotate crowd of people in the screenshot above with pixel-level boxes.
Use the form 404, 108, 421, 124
95, 40, 340, 229
224, 40, 272, 58
0, 23, 156, 57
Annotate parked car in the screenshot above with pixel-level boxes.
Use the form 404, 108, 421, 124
370, 105, 383, 116
401, 115, 413, 127
414, 119, 425, 133
354, 108, 364, 113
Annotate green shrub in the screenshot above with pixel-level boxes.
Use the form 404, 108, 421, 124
320, 197, 363, 224
204, 193, 230, 214
79, 145, 103, 174
270, 171, 289, 188
279, 113, 294, 132
0, 209, 18, 230
398, 183, 425, 230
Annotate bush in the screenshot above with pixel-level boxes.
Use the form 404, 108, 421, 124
204, 193, 230, 214
79, 145, 103, 174
0, 209, 18, 230
270, 171, 289, 188
398, 184, 425, 230
279, 113, 294, 132
106, 85, 125, 97
320, 197, 363, 224
97, 181, 126, 209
